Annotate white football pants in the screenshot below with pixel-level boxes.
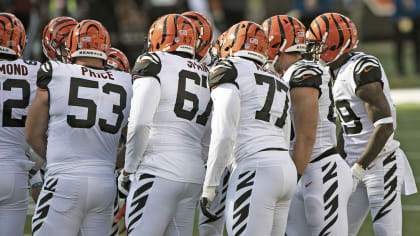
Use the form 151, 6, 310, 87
0, 170, 29, 236
225, 150, 296, 236
32, 174, 116, 236
125, 173, 201, 236
286, 153, 352, 236
347, 148, 411, 236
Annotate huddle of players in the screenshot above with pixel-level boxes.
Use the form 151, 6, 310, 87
0, 9, 417, 236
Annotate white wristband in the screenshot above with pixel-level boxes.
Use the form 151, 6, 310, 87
202, 186, 217, 202
373, 117, 393, 127
351, 162, 365, 179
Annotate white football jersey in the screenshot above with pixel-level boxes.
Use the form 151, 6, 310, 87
282, 59, 337, 161
131, 51, 212, 184
209, 57, 290, 163
37, 61, 133, 176
0, 59, 39, 170
332, 52, 399, 164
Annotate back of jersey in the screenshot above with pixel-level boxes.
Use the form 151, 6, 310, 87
37, 61, 132, 176
132, 52, 212, 184
211, 57, 290, 162
283, 60, 337, 161
0, 59, 39, 171
333, 52, 399, 163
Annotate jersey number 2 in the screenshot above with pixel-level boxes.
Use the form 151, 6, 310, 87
67, 77, 127, 134
1, 79, 30, 127
255, 73, 289, 128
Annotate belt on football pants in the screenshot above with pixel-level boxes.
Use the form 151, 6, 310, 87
258, 147, 288, 152
309, 147, 338, 163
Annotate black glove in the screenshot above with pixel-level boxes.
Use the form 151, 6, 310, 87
199, 197, 218, 220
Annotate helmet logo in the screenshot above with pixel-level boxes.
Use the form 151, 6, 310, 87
82, 37, 91, 42
179, 30, 188, 35
250, 38, 258, 44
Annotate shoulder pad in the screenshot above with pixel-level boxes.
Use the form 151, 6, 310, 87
208, 59, 238, 89
289, 64, 323, 94
132, 52, 162, 83
353, 56, 382, 89
37, 61, 53, 89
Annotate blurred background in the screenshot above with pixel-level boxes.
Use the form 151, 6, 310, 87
1, 0, 420, 86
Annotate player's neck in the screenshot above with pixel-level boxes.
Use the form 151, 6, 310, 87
286, 54, 302, 70
74, 57, 104, 68
329, 52, 351, 70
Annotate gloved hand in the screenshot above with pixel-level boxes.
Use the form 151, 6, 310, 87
118, 171, 132, 198
351, 162, 365, 192
25, 148, 45, 172
199, 186, 218, 220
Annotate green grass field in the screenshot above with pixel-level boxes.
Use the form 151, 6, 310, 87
24, 104, 420, 236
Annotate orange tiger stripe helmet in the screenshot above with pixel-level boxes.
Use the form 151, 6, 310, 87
221, 21, 268, 64
182, 11, 213, 64
106, 47, 130, 72
42, 16, 77, 61
262, 15, 306, 61
148, 14, 197, 56
307, 13, 358, 64
211, 30, 227, 59
0, 13, 26, 57
67, 19, 110, 62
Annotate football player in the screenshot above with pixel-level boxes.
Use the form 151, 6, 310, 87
117, 14, 212, 235
42, 16, 78, 63
263, 15, 353, 235
0, 12, 40, 236
106, 47, 131, 73
307, 13, 417, 236
27, 16, 79, 204
25, 20, 133, 236
105, 47, 131, 236
200, 21, 296, 235
182, 11, 213, 65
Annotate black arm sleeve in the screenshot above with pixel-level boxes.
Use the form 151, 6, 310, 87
353, 57, 383, 92
131, 52, 162, 83
37, 62, 53, 89
208, 59, 238, 89
289, 65, 323, 97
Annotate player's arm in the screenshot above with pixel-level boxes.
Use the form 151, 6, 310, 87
353, 58, 394, 169
118, 76, 160, 196
201, 60, 240, 219
355, 82, 393, 168
289, 67, 322, 179
350, 58, 394, 191
25, 90, 49, 158
123, 79, 160, 174
204, 83, 240, 188
291, 87, 319, 178
118, 52, 162, 196
25, 62, 52, 159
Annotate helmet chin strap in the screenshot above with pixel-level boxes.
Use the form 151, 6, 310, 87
264, 54, 279, 73
264, 39, 287, 74
321, 39, 351, 66
199, 51, 211, 65
331, 39, 351, 62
